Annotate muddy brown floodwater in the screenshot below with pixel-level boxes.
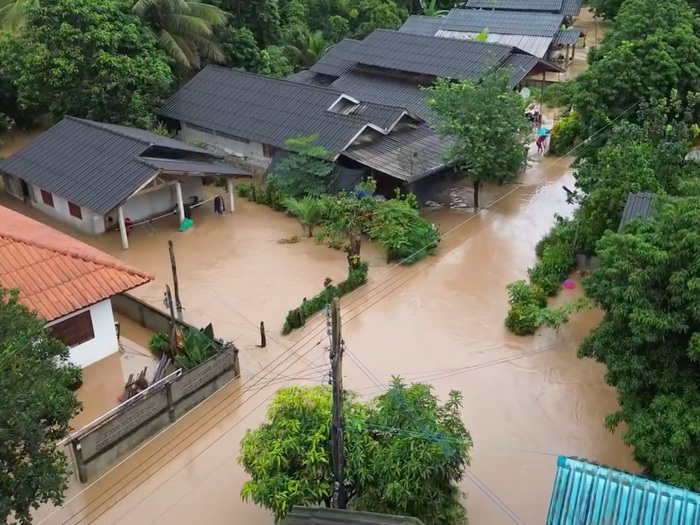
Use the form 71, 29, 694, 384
17, 146, 638, 525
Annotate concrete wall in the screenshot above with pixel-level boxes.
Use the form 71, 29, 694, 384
115, 181, 203, 224
27, 183, 105, 235
71, 345, 240, 482
46, 299, 118, 369
111, 292, 213, 338
179, 122, 271, 170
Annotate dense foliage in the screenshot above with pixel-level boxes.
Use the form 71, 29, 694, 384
424, 70, 530, 208
0, 0, 173, 128
239, 379, 471, 524
272, 135, 336, 198
0, 288, 81, 524
580, 197, 700, 490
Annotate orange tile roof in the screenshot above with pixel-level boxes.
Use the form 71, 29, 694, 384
0, 206, 154, 321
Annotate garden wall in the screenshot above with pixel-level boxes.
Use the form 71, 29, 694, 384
65, 295, 239, 482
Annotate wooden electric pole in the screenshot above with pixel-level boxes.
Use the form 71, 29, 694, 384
168, 240, 183, 320
165, 284, 177, 357
329, 298, 346, 509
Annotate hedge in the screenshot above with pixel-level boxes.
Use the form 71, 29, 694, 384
282, 261, 369, 334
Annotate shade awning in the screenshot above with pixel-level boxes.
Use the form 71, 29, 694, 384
140, 158, 251, 177
552, 28, 581, 46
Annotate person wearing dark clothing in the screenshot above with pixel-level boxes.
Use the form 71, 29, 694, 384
214, 195, 225, 214
124, 218, 133, 236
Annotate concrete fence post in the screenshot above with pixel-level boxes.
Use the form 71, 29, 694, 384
165, 382, 176, 423
72, 440, 88, 484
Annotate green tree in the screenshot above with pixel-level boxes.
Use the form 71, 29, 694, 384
0, 0, 174, 128
349, 0, 408, 38
573, 0, 700, 133
0, 288, 82, 524
284, 29, 331, 68
588, 0, 624, 19
260, 45, 294, 77
214, 0, 282, 47
218, 26, 265, 71
239, 379, 471, 524
320, 179, 378, 267
132, 0, 228, 70
272, 135, 336, 197
418, 0, 447, 16
284, 196, 326, 236
580, 196, 700, 490
0, 0, 26, 31
424, 70, 530, 208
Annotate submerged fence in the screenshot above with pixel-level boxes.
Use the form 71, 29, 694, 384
65, 293, 241, 483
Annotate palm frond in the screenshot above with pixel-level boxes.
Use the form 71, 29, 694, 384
186, 2, 228, 26
133, 0, 167, 17
188, 33, 225, 63
157, 29, 194, 67
167, 13, 215, 36
0, 0, 27, 32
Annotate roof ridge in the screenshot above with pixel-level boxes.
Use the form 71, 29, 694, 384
0, 231, 154, 281
67, 116, 153, 147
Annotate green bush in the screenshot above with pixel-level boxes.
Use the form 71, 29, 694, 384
549, 110, 583, 156
528, 242, 576, 296
505, 300, 545, 335
174, 328, 219, 370
237, 183, 253, 197
257, 175, 287, 210
535, 218, 576, 258
148, 332, 170, 358
282, 261, 369, 334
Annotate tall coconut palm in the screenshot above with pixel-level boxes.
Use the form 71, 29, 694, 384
284, 29, 332, 69
0, 0, 28, 32
133, 0, 228, 69
284, 196, 325, 237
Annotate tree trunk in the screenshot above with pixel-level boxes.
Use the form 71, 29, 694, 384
308, 225, 314, 237
473, 179, 481, 209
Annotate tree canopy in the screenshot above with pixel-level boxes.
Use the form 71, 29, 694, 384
580, 196, 700, 490
424, 70, 530, 208
0, 288, 81, 524
238, 379, 471, 524
0, 0, 174, 128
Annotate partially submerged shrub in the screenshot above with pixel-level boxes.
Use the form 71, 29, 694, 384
148, 332, 170, 358
528, 242, 576, 296
236, 183, 253, 197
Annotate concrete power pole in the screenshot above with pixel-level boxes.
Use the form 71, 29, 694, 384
329, 298, 347, 509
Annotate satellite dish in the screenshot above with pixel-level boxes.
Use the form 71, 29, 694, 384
520, 87, 531, 100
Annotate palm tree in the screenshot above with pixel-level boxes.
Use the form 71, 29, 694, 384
285, 29, 332, 69
419, 0, 448, 17
132, 0, 228, 69
0, 0, 28, 32
284, 196, 325, 237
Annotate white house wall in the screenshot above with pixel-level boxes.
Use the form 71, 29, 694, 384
117, 180, 203, 223
46, 299, 118, 369
179, 122, 271, 170
27, 183, 105, 235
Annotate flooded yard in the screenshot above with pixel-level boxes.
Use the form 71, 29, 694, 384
17, 147, 637, 525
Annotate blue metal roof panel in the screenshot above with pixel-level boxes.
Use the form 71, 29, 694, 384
547, 456, 700, 525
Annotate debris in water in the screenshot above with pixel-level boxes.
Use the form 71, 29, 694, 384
277, 236, 300, 244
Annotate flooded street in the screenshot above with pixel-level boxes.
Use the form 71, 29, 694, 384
17, 149, 637, 525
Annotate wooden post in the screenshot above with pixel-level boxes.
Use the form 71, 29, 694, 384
259, 321, 266, 348
165, 284, 177, 357
117, 206, 129, 250
168, 240, 183, 320
329, 298, 346, 509
227, 178, 235, 212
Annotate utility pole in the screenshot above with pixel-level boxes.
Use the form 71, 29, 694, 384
168, 240, 183, 320
329, 298, 346, 509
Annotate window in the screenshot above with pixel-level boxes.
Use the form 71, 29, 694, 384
40, 189, 54, 207
68, 202, 82, 219
218, 131, 250, 144
49, 310, 94, 348
263, 144, 278, 158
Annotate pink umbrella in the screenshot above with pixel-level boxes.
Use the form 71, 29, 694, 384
563, 279, 575, 290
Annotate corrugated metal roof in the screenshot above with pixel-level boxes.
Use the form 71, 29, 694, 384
159, 66, 407, 156
313, 30, 513, 81
561, 0, 583, 17
0, 117, 228, 215
281, 507, 425, 525
140, 158, 250, 176
504, 53, 545, 84
0, 206, 153, 321
441, 9, 564, 36
398, 15, 444, 36
343, 124, 446, 183
309, 39, 363, 78
435, 30, 553, 57
552, 27, 581, 45
547, 456, 700, 525
465, 0, 563, 12
618, 192, 657, 232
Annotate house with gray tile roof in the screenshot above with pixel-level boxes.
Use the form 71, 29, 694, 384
0, 116, 249, 248
462, 0, 583, 19
291, 29, 561, 124
158, 65, 447, 200
398, 10, 581, 63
